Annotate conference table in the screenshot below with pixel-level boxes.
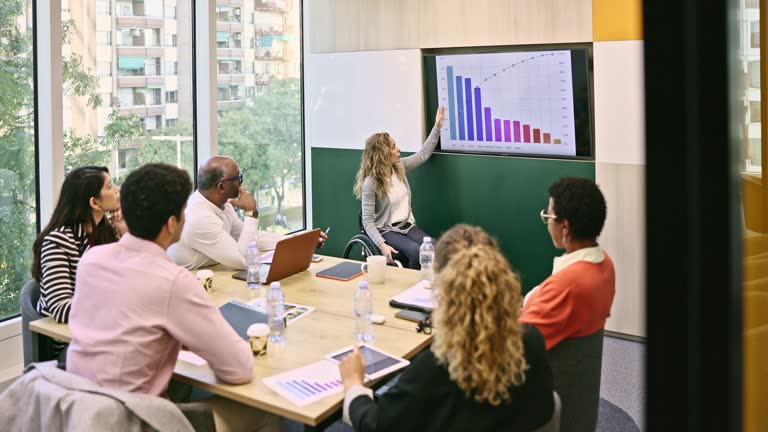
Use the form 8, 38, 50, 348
29, 256, 433, 430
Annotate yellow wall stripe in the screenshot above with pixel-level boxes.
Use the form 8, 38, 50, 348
593, 0, 643, 41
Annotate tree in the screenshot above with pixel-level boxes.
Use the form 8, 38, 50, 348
218, 79, 302, 230
0, 4, 145, 317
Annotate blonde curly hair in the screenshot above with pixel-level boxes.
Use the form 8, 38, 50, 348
353, 132, 405, 199
431, 224, 528, 406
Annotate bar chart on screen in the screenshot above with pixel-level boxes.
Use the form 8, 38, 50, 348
435, 50, 577, 157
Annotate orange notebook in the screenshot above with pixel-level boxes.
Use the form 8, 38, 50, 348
315, 261, 364, 281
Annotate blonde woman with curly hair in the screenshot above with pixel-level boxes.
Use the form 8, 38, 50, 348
339, 225, 556, 432
353, 106, 445, 268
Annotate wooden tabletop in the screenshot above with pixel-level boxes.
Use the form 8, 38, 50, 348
30, 255, 432, 426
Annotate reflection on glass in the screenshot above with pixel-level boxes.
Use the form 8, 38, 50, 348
217, 0, 304, 234
0, 0, 35, 320
62, 0, 195, 182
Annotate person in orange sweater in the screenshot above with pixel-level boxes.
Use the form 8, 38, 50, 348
521, 177, 615, 350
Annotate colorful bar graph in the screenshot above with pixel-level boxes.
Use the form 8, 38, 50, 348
484, 108, 492, 141
447, 66, 456, 140
464, 78, 474, 141
503, 120, 511, 142
456, 76, 465, 140
494, 119, 502, 141
533, 129, 541, 143
523, 125, 531, 143
474, 87, 483, 141
544, 133, 551, 144
513, 121, 521, 143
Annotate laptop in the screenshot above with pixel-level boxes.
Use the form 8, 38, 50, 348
233, 228, 321, 284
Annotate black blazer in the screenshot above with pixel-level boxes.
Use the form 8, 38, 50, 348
349, 325, 554, 432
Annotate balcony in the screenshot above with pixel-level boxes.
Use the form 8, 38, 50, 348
217, 0, 244, 6
254, 0, 288, 13
255, 25, 284, 35
254, 73, 271, 84
117, 76, 164, 88
118, 105, 164, 117
217, 99, 246, 111
216, 22, 245, 33
117, 46, 164, 57
255, 48, 285, 60
216, 48, 245, 58
217, 74, 245, 84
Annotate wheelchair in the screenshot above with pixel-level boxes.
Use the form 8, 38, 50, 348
342, 211, 404, 267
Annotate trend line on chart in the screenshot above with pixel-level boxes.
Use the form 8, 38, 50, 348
476, 53, 556, 87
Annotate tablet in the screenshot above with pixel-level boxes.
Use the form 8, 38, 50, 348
325, 344, 410, 381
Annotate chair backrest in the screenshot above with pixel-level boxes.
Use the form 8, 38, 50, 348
547, 329, 604, 432
533, 391, 562, 432
20, 279, 43, 366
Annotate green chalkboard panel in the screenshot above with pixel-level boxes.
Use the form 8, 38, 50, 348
312, 148, 595, 292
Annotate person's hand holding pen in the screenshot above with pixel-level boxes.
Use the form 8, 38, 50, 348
316, 226, 330, 249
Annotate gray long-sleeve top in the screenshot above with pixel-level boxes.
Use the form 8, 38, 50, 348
361, 126, 440, 246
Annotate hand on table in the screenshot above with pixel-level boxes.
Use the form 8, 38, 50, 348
339, 345, 366, 391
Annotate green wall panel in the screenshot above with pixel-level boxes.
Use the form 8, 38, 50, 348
312, 148, 595, 291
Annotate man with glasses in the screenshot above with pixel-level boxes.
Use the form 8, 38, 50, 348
168, 156, 265, 270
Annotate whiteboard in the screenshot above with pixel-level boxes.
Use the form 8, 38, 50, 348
306, 49, 426, 152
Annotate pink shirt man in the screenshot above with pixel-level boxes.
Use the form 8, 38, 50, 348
67, 233, 253, 396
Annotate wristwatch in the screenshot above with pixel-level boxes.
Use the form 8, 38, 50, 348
244, 209, 258, 218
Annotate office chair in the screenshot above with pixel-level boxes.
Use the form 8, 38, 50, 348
547, 329, 604, 432
20, 279, 57, 366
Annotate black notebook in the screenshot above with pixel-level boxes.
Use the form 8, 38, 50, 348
219, 301, 269, 340
315, 261, 364, 281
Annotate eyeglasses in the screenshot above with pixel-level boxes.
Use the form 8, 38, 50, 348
540, 209, 558, 225
219, 172, 243, 185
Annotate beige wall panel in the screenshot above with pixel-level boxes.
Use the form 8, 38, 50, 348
309, 0, 420, 53
419, 0, 592, 48
596, 163, 646, 338
594, 41, 645, 165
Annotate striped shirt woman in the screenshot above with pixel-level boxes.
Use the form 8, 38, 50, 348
36, 224, 90, 323
32, 166, 125, 325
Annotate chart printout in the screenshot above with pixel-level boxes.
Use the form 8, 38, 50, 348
435, 50, 577, 157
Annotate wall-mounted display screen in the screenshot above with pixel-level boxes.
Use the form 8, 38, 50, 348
424, 46, 594, 160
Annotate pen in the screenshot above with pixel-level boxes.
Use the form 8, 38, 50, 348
325, 227, 331, 235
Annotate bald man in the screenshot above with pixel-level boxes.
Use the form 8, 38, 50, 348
168, 156, 266, 270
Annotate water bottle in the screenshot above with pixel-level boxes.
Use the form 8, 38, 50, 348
246, 241, 262, 297
354, 281, 374, 342
267, 282, 286, 342
419, 237, 435, 282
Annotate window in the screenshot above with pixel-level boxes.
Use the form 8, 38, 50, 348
217, 0, 305, 234
63, 0, 196, 186
97, 61, 112, 77
166, 118, 178, 128
0, 0, 36, 320
97, 0, 111, 16
166, 61, 177, 76
166, 90, 178, 103
165, 33, 177, 47
750, 100, 761, 123
751, 21, 760, 49
749, 60, 761, 88
165, 6, 176, 19
97, 31, 111, 46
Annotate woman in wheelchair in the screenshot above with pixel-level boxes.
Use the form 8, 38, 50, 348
353, 106, 445, 269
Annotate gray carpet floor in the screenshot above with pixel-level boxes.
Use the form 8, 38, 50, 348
285, 335, 646, 431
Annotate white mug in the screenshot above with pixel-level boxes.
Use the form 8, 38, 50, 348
361, 255, 386, 284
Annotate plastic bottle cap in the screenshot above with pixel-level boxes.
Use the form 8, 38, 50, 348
270, 282, 280, 289
423, 237, 431, 243
359, 281, 368, 289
